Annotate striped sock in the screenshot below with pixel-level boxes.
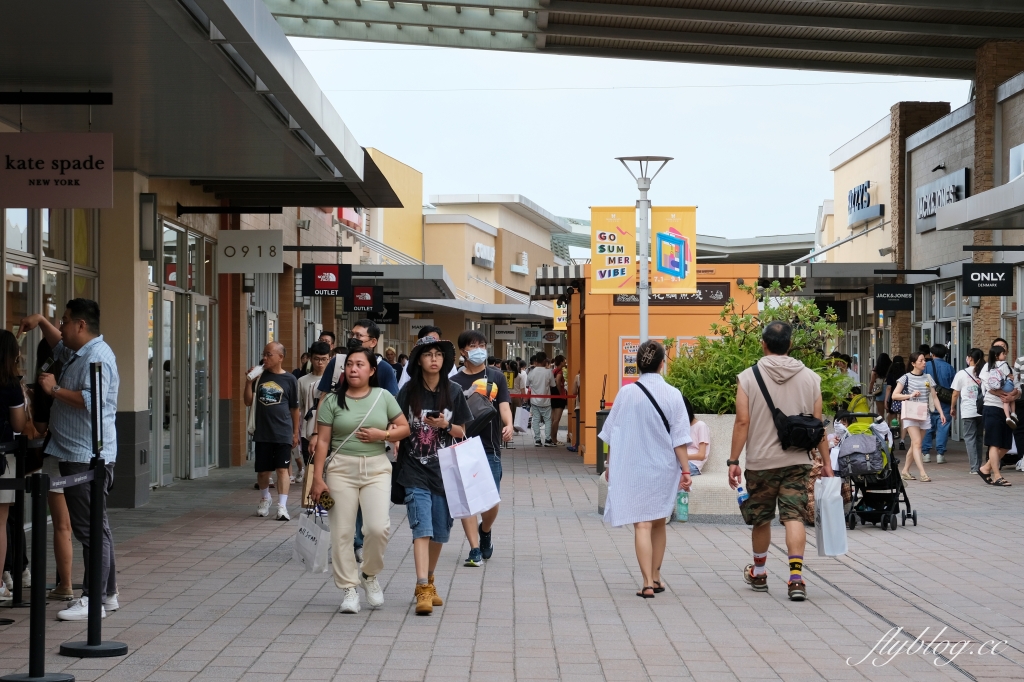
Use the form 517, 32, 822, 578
789, 556, 804, 584
752, 552, 768, 577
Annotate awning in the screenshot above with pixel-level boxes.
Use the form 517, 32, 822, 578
760, 263, 897, 291
408, 298, 553, 320
535, 264, 586, 285
937, 176, 1024, 231
531, 285, 567, 301
351, 264, 455, 300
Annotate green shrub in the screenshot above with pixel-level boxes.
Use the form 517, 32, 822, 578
665, 278, 852, 414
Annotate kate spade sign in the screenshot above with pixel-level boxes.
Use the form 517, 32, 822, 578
0, 133, 113, 208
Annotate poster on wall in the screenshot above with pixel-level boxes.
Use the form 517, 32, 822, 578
651, 207, 697, 294
554, 301, 568, 330
620, 336, 667, 386
590, 206, 636, 294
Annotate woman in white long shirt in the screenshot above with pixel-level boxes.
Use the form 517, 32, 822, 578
600, 341, 692, 598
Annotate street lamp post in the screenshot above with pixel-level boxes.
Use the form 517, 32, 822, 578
616, 156, 672, 343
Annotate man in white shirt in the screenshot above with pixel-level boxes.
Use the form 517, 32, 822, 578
295, 342, 331, 485
526, 353, 556, 447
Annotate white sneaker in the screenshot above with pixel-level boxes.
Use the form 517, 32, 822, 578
360, 573, 384, 608
936, 454, 946, 464
276, 504, 290, 521
340, 587, 360, 614
104, 593, 119, 611
1, 571, 11, 591
923, 454, 931, 463
296, 470, 304, 484
257, 499, 271, 517
0, 584, 11, 603
58, 596, 106, 621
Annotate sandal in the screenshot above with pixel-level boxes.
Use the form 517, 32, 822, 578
991, 477, 1012, 487
652, 581, 666, 594
900, 472, 915, 481
636, 587, 655, 598
978, 470, 994, 484
919, 476, 932, 482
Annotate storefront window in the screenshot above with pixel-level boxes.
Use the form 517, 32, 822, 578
72, 209, 95, 268
163, 225, 179, 288
43, 209, 67, 261
187, 234, 199, 292
940, 283, 956, 318
74, 274, 96, 300
43, 270, 68, 325
5, 209, 30, 253
7, 262, 34, 372
204, 240, 215, 296
914, 287, 923, 322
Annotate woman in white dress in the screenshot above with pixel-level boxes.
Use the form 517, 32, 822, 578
600, 341, 692, 598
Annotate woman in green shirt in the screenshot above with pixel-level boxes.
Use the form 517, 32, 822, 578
307, 348, 409, 614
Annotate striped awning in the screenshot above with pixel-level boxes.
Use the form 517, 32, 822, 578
530, 285, 567, 301
759, 264, 807, 280
535, 264, 585, 285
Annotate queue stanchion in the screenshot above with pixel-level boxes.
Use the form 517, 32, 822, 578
59, 363, 127, 659
0, 471, 75, 682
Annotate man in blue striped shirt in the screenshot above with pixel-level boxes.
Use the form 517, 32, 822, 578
21, 299, 121, 621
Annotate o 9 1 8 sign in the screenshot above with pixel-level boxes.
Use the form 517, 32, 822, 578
215, 229, 284, 273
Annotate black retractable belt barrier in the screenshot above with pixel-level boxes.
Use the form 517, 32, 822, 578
0, 472, 75, 682
59, 364, 127, 659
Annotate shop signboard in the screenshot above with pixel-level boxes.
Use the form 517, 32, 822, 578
873, 284, 914, 310
409, 319, 434, 337
915, 168, 969, 233
217, 229, 284, 274
962, 263, 1013, 296
346, 285, 383, 313
0, 133, 114, 208
472, 243, 495, 270
370, 302, 399, 325
847, 180, 884, 229
301, 263, 352, 297
651, 207, 697, 294
494, 325, 517, 341
542, 331, 562, 343
613, 282, 730, 306
522, 328, 543, 343
590, 206, 636, 294
553, 301, 568, 330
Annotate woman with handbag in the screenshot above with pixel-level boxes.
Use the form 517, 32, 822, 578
951, 348, 986, 475
883, 355, 906, 450
305, 347, 409, 614
599, 340, 692, 598
892, 351, 945, 482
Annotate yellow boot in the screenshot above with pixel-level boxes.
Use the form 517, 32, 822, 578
414, 583, 433, 615
428, 575, 443, 606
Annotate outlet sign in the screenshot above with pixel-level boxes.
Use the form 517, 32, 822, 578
962, 263, 1013, 296
300, 263, 352, 297
0, 133, 114, 208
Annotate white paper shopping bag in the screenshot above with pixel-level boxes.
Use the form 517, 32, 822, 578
514, 406, 531, 433
293, 510, 331, 573
814, 477, 848, 557
438, 436, 501, 519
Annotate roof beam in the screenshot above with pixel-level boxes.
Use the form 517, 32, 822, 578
268, 0, 536, 33
543, 45, 973, 80
546, 1, 1024, 40
546, 25, 975, 61
797, 0, 1024, 12
278, 16, 538, 50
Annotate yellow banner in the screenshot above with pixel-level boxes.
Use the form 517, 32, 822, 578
554, 301, 567, 330
651, 206, 697, 294
590, 206, 636, 294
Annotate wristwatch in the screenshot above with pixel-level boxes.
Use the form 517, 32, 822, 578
726, 459, 740, 466
52, 385, 61, 397
444, 421, 453, 434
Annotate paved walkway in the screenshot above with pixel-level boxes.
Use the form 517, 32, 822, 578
1, 435, 1023, 681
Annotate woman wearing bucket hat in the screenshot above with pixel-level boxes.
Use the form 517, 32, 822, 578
395, 336, 472, 615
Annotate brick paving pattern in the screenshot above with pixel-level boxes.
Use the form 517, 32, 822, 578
1, 436, 1023, 681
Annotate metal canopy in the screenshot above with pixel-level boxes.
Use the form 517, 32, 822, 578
268, 0, 1024, 79
0, 0, 399, 207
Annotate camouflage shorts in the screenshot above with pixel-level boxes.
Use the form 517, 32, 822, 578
741, 464, 812, 527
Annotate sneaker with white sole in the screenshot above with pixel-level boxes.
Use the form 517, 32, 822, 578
256, 499, 271, 517
923, 453, 931, 463
21, 568, 30, 589
360, 573, 384, 608
58, 596, 106, 621
936, 454, 946, 464
0, 584, 11, 603
340, 587, 360, 614
104, 593, 120, 611
276, 504, 290, 521
1, 570, 11, 591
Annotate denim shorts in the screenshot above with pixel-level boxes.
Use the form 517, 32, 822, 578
488, 452, 503, 493
404, 487, 453, 543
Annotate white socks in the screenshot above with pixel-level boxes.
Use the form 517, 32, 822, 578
261, 488, 271, 501
278, 494, 288, 506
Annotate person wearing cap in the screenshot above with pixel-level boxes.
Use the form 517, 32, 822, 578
395, 336, 471, 615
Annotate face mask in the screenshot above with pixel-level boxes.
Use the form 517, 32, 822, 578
346, 336, 364, 352
467, 348, 488, 366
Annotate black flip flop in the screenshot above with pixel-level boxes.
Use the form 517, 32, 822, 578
652, 581, 666, 593
636, 587, 655, 598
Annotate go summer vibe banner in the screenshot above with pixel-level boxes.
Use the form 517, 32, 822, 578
590, 206, 636, 295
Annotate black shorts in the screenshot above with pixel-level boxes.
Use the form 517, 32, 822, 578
983, 406, 1014, 450
254, 442, 292, 472
551, 398, 567, 409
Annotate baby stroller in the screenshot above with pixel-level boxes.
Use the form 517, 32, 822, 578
833, 409, 916, 531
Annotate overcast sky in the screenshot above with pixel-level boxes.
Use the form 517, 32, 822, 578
291, 38, 969, 240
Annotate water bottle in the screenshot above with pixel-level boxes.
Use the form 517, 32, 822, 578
737, 485, 750, 507
675, 491, 689, 522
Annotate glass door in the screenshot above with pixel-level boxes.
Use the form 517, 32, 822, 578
186, 296, 211, 479
159, 291, 176, 486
